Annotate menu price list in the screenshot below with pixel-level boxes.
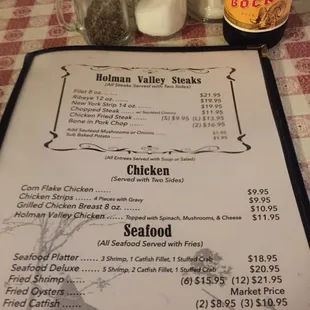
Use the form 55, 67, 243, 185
14, 184, 146, 222
1, 48, 310, 310
0, 184, 299, 308
2, 250, 289, 309
190, 254, 287, 309
67, 89, 231, 142
15, 184, 265, 224
0, 168, 302, 308
247, 189, 280, 222
195, 298, 287, 309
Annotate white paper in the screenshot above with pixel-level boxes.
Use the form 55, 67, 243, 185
0, 49, 309, 310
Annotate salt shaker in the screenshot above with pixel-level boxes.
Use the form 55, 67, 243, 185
134, 0, 187, 38
188, 0, 224, 23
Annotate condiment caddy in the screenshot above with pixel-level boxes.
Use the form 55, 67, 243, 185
56, 0, 224, 45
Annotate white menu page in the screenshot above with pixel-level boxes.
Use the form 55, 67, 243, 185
0, 49, 309, 310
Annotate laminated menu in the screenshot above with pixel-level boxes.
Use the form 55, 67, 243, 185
0, 46, 309, 310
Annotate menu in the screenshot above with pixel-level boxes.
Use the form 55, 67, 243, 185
0, 47, 309, 310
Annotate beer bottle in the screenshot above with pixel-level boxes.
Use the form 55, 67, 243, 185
223, 0, 292, 48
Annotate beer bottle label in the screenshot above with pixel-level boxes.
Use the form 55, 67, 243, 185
224, 0, 292, 33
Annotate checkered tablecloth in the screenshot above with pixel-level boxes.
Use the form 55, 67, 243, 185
0, 0, 310, 192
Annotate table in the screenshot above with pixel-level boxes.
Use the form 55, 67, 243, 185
0, 0, 310, 194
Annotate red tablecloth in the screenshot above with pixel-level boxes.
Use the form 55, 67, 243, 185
1, 0, 310, 193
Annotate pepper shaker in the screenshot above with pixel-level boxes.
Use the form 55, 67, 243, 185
56, 0, 133, 45
85, 0, 132, 45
